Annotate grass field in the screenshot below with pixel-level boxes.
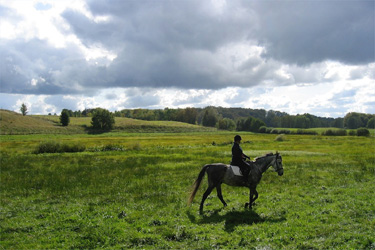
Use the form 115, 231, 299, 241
0, 110, 216, 135
1, 127, 374, 249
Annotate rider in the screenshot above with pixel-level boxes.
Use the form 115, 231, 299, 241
231, 135, 251, 182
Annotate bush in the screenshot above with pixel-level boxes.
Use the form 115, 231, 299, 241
322, 129, 334, 136
258, 127, 291, 134
295, 129, 318, 135
349, 130, 356, 136
335, 129, 347, 136
34, 141, 85, 154
258, 126, 267, 133
357, 128, 370, 137
322, 129, 347, 136
34, 141, 61, 154
271, 129, 279, 134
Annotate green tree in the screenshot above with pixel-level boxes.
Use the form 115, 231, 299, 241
346, 116, 361, 129
251, 118, 266, 132
218, 118, 236, 131
236, 117, 252, 131
333, 118, 344, 128
91, 108, 115, 130
61, 109, 73, 117
202, 108, 219, 127
20, 103, 28, 116
183, 107, 198, 124
60, 110, 70, 126
344, 112, 365, 129
367, 117, 375, 129
294, 115, 309, 128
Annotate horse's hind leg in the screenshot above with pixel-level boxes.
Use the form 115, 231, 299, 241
199, 185, 215, 211
252, 189, 259, 205
216, 184, 227, 207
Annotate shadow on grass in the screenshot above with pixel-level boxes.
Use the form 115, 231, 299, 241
187, 208, 286, 232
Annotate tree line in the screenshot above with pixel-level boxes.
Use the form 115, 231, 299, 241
57, 106, 374, 131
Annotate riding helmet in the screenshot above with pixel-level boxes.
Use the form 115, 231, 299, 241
234, 135, 242, 142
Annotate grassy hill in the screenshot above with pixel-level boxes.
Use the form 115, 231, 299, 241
0, 109, 83, 135
0, 109, 216, 135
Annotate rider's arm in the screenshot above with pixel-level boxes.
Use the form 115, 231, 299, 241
242, 153, 250, 160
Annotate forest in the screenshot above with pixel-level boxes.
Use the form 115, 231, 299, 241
60, 107, 374, 131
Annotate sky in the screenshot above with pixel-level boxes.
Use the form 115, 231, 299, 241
0, 0, 374, 118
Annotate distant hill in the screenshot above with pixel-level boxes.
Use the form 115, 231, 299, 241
0, 109, 215, 135
0, 109, 85, 134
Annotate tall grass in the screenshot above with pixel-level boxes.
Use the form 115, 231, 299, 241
1, 132, 374, 249
33, 141, 86, 153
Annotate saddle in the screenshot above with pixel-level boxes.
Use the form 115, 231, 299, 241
229, 165, 243, 176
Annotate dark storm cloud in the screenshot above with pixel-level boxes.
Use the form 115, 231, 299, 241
1, 0, 374, 96
83, 0, 252, 50
251, 1, 374, 65
82, 0, 374, 65
61, 0, 256, 90
61, 0, 374, 90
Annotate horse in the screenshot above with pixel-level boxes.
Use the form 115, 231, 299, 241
188, 152, 283, 211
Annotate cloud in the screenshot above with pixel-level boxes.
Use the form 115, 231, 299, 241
0, 0, 374, 118
0, 38, 92, 95
252, 1, 374, 65
34, 2, 52, 11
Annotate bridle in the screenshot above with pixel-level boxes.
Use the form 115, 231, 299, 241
273, 153, 283, 173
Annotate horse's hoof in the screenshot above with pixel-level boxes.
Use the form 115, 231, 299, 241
245, 203, 253, 209
224, 203, 228, 207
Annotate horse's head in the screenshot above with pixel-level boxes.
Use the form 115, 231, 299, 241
272, 152, 283, 176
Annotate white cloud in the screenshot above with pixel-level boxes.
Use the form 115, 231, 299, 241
0, 0, 373, 118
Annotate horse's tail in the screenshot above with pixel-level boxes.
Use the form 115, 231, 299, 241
188, 165, 210, 205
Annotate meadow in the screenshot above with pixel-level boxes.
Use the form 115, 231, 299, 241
1, 127, 374, 249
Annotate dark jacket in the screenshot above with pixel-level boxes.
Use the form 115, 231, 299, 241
231, 142, 249, 166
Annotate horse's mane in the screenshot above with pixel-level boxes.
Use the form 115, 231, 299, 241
254, 152, 274, 161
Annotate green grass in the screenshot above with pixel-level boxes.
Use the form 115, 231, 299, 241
0, 110, 216, 135
1, 131, 374, 249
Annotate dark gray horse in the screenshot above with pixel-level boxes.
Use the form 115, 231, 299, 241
188, 152, 283, 211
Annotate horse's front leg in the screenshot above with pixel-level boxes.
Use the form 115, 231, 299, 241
245, 188, 253, 209
245, 187, 258, 209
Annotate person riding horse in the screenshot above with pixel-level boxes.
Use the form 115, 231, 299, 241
231, 135, 251, 182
